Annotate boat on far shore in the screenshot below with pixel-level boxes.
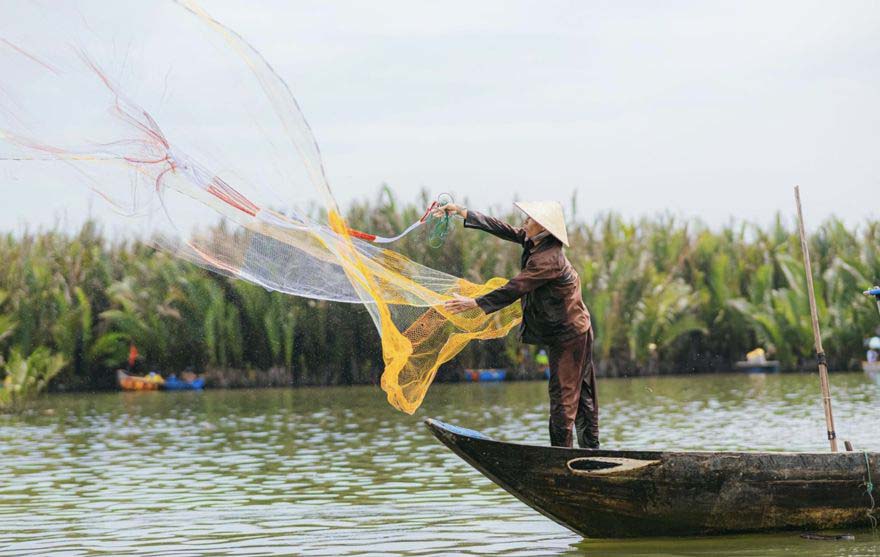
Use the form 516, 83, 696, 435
862, 361, 880, 374
463, 368, 507, 382
734, 347, 779, 373
117, 369, 205, 391
864, 361, 880, 386
733, 360, 781, 373
163, 374, 206, 390
117, 369, 163, 391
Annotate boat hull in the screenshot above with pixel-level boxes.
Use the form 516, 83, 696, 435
425, 419, 878, 538
862, 361, 880, 374
734, 360, 781, 373
117, 369, 161, 391
163, 377, 205, 390
463, 369, 507, 382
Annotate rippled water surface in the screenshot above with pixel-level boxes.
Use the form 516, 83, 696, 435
2, 372, 880, 556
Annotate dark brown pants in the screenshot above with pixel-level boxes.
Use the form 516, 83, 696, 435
547, 329, 599, 448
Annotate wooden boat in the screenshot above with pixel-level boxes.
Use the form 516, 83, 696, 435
463, 368, 507, 382
425, 418, 879, 538
733, 360, 781, 373
116, 369, 163, 391
862, 360, 880, 374
163, 376, 205, 390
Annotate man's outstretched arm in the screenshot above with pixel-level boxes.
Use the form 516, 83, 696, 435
463, 210, 527, 245
433, 203, 526, 245
445, 256, 558, 314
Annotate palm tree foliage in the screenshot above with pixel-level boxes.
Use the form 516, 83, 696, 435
0, 347, 66, 410
0, 188, 878, 392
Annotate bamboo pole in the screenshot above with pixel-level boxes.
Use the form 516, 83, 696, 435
794, 186, 838, 452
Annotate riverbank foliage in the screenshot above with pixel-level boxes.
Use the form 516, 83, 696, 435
1, 189, 878, 391
0, 347, 66, 410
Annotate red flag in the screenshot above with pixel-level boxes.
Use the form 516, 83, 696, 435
128, 344, 138, 369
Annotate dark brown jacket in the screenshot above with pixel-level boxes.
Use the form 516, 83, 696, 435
465, 210, 591, 345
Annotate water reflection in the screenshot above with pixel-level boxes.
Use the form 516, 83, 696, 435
1, 372, 878, 556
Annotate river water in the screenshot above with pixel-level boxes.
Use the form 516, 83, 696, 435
2, 372, 879, 556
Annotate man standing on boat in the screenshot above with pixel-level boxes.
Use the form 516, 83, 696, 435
436, 201, 598, 449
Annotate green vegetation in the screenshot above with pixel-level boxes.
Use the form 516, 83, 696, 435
0, 190, 878, 393
0, 347, 66, 410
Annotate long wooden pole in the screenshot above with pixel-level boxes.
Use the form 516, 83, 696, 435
794, 186, 838, 452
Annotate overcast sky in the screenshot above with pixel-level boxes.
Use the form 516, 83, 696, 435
2, 0, 879, 235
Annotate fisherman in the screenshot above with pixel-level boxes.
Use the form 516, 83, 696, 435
435, 201, 598, 448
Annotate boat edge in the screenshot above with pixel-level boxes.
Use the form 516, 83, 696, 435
424, 418, 592, 537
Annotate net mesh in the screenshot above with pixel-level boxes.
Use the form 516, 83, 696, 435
0, 0, 521, 413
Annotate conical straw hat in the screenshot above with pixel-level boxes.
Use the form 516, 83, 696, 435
514, 201, 569, 247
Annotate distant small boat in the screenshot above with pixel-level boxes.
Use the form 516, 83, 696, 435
117, 369, 163, 391
862, 361, 880, 374
463, 368, 507, 382
163, 375, 205, 390
863, 287, 880, 380
734, 360, 780, 373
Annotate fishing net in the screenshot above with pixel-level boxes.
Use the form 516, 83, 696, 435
0, 1, 521, 413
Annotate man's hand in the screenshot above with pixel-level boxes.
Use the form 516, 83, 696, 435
432, 203, 467, 219
444, 293, 479, 314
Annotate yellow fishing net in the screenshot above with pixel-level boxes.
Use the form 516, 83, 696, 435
0, 1, 521, 413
